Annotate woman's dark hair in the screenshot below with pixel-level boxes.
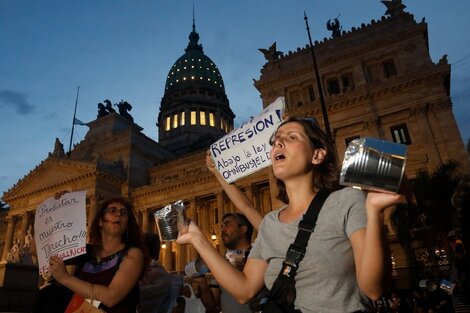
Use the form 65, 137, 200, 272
273, 116, 339, 203
143, 232, 161, 260
89, 197, 143, 251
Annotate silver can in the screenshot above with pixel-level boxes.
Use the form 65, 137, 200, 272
154, 200, 189, 241
340, 137, 407, 193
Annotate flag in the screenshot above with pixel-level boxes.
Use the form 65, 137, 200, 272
74, 117, 87, 126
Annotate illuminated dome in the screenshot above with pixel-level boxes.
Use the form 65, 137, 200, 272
157, 19, 234, 156
164, 25, 225, 93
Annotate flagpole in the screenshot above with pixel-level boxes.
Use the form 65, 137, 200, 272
304, 12, 332, 141
68, 86, 80, 156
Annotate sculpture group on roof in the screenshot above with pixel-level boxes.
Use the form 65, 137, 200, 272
258, 42, 283, 62
97, 99, 133, 122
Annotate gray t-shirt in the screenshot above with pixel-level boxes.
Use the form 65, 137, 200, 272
249, 187, 372, 313
220, 286, 252, 313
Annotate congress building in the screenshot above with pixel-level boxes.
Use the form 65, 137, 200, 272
1, 0, 468, 298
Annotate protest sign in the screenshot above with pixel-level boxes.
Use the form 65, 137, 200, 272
210, 97, 285, 183
34, 190, 87, 275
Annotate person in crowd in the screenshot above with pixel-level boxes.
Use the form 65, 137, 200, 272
171, 282, 206, 313
206, 150, 263, 231
139, 232, 182, 313
195, 212, 254, 313
449, 176, 470, 312
177, 116, 404, 313
48, 196, 145, 313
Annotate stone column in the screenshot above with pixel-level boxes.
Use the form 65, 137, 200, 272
189, 198, 198, 224
414, 104, 442, 167
178, 244, 187, 272
1, 216, 17, 263
187, 198, 198, 260
162, 241, 173, 271
141, 209, 149, 233
20, 212, 28, 246
88, 195, 98, 230
245, 184, 253, 208
216, 192, 225, 254
19, 212, 31, 246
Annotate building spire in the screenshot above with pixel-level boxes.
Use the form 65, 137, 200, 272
186, 5, 203, 53
192, 3, 195, 32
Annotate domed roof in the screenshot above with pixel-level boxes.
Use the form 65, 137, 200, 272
164, 22, 225, 94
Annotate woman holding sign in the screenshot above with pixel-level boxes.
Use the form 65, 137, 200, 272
48, 196, 144, 313
178, 117, 404, 313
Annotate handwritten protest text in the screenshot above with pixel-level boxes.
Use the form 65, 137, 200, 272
211, 114, 278, 157
37, 197, 79, 218
41, 229, 87, 259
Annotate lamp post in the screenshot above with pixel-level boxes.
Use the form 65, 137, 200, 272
304, 12, 333, 141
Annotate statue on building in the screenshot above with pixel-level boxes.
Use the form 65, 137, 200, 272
259, 42, 283, 62
97, 102, 108, 118
23, 225, 33, 250
381, 0, 406, 17
327, 17, 342, 38
6, 238, 23, 263
49, 138, 65, 158
117, 100, 134, 122
104, 99, 116, 114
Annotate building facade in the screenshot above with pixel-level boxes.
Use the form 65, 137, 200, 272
1, 1, 468, 292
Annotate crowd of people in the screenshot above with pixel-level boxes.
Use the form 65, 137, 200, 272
25, 115, 468, 313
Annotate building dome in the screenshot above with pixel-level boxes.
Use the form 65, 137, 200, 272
157, 19, 234, 156
164, 42, 225, 94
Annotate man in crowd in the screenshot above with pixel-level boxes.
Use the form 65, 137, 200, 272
195, 212, 254, 313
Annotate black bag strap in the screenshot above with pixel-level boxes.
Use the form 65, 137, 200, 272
277, 189, 330, 280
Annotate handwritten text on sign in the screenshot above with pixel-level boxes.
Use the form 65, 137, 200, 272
34, 190, 87, 275
210, 97, 285, 183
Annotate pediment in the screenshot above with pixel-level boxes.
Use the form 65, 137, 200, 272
4, 158, 96, 198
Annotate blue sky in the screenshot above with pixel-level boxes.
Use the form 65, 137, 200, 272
1, 0, 469, 196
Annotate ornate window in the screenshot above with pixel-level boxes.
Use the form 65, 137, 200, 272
180, 111, 185, 126
307, 85, 315, 102
289, 89, 302, 108
341, 72, 355, 92
326, 78, 340, 95
383, 59, 397, 78
391, 124, 411, 145
172, 114, 178, 129
366, 64, 380, 83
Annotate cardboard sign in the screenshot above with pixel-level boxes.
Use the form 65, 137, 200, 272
34, 190, 87, 275
210, 97, 285, 183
